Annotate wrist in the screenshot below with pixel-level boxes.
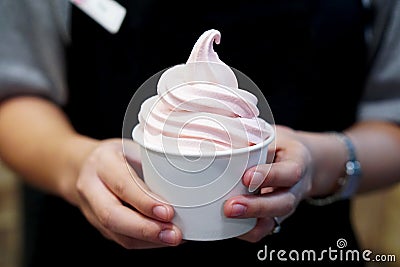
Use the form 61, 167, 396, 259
295, 130, 348, 199
306, 132, 362, 205
57, 133, 99, 205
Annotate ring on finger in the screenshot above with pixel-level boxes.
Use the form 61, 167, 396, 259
271, 217, 281, 234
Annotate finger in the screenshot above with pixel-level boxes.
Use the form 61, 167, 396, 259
237, 217, 276, 243
78, 195, 174, 249
77, 172, 182, 246
88, 207, 177, 249
224, 190, 296, 219
97, 204, 182, 247
243, 160, 303, 192
108, 231, 177, 249
96, 145, 175, 222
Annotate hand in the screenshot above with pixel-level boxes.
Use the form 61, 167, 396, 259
0, 97, 178, 248
223, 125, 314, 242
73, 138, 183, 248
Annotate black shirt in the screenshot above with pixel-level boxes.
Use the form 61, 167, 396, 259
23, 1, 368, 266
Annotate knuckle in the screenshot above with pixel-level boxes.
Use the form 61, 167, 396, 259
75, 174, 87, 196
253, 201, 264, 218
283, 193, 297, 214
98, 207, 114, 230
85, 152, 98, 166
75, 176, 89, 201
92, 143, 117, 164
96, 147, 112, 164
266, 166, 277, 184
113, 179, 126, 198
75, 178, 85, 195
291, 161, 304, 183
254, 199, 269, 218
116, 149, 126, 161
139, 222, 158, 241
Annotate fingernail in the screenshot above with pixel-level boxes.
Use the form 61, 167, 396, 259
230, 203, 247, 217
159, 229, 177, 244
153, 205, 169, 221
248, 171, 265, 193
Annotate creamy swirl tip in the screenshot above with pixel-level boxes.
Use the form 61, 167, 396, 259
136, 29, 272, 153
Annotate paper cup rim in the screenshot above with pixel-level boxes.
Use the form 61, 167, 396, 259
131, 123, 275, 157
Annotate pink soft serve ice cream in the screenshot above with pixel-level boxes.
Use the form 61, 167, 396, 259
136, 29, 271, 153
130, 29, 275, 240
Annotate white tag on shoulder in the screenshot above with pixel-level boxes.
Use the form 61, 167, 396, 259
70, 0, 126, 34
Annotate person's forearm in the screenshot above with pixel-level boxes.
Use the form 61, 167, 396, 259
0, 96, 98, 204
297, 121, 400, 197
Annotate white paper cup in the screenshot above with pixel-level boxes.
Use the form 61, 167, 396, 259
132, 124, 275, 241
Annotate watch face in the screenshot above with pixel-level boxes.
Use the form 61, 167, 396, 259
346, 160, 361, 176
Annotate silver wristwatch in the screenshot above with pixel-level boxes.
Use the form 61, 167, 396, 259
307, 132, 362, 206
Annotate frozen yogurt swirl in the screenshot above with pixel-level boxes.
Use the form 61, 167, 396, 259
137, 29, 271, 153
